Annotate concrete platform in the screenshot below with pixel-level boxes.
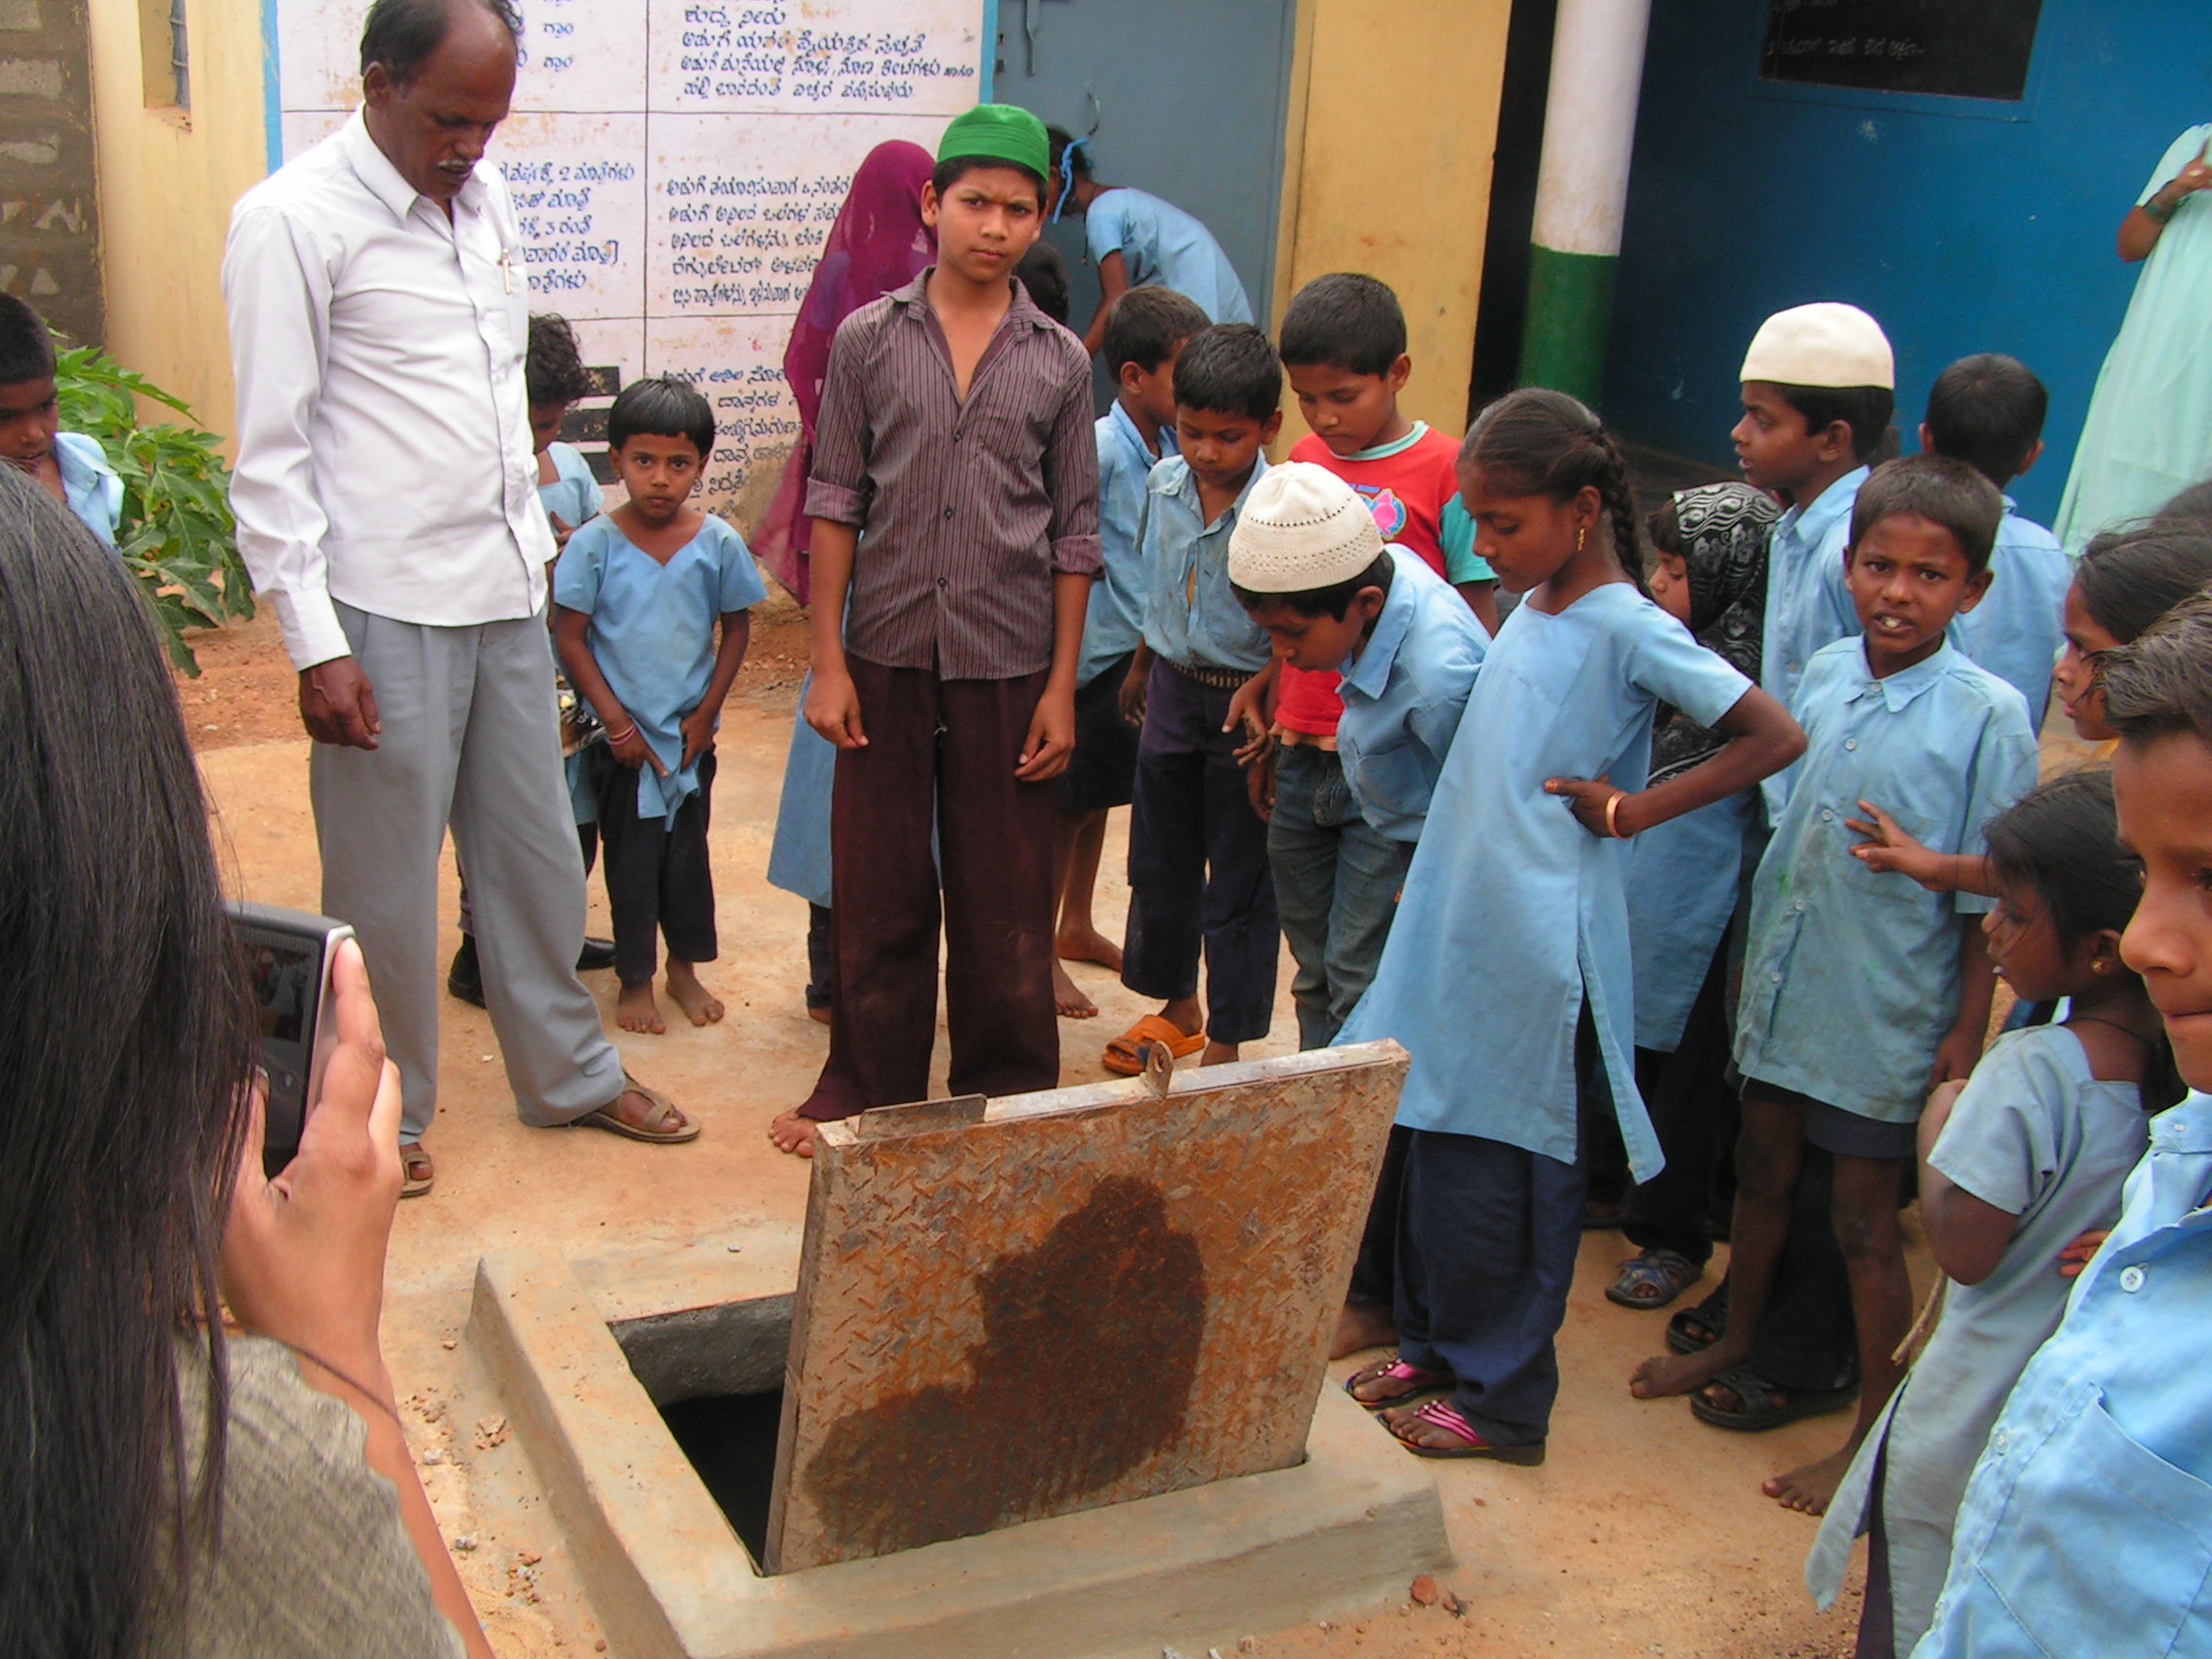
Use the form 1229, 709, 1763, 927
469, 1247, 1454, 1659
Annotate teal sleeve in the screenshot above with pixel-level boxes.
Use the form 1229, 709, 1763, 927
1440, 495, 1493, 583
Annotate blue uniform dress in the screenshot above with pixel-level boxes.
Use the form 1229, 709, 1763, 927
1807, 1025, 2150, 1656
1760, 466, 1867, 822
55, 432, 122, 549
1736, 639, 2038, 1126
1085, 188, 1253, 325
553, 514, 766, 818
1338, 583, 1751, 1445
536, 441, 602, 536
1949, 499, 2070, 726
1915, 1089, 2212, 1659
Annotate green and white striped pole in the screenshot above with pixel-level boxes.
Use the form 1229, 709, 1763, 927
1516, 0, 1653, 406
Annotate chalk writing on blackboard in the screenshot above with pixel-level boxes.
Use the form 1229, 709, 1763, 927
1760, 0, 2044, 103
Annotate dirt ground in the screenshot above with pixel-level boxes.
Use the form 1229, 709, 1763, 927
191, 596, 1903, 1659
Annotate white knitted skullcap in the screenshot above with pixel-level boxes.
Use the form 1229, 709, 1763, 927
1740, 302, 1895, 390
1228, 462, 1385, 593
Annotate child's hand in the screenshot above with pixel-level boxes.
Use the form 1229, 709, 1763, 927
1015, 684, 1077, 782
679, 706, 717, 771
608, 720, 667, 776
1245, 745, 1275, 822
1929, 1024, 1984, 1088
1119, 663, 1149, 729
805, 667, 867, 750
1544, 775, 1632, 838
2057, 1228, 2112, 1278
1846, 800, 1947, 890
1225, 675, 1271, 754
548, 512, 574, 550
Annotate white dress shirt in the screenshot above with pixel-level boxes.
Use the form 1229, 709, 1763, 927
223, 111, 555, 669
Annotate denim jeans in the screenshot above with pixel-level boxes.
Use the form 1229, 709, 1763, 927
1266, 743, 1415, 1051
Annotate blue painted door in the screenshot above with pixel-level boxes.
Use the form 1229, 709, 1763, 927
994, 0, 1297, 342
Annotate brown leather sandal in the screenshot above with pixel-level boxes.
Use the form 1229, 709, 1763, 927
573, 1072, 699, 1144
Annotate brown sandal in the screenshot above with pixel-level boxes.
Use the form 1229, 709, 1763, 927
399, 1143, 434, 1199
573, 1072, 699, 1144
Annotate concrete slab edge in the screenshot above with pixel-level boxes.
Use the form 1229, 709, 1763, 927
475, 1247, 1455, 1659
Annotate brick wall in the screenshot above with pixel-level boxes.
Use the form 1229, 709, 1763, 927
0, 0, 101, 345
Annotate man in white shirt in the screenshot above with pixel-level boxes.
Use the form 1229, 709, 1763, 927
224, 0, 694, 1195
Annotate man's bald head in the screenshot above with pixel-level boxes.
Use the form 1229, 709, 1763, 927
360, 0, 520, 88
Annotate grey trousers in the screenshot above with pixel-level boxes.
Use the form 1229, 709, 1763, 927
312, 602, 626, 1143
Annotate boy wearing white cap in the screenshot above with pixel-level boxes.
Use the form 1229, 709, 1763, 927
1733, 302, 1896, 821
1231, 461, 1489, 1357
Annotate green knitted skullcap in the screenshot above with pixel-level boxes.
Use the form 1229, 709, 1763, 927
936, 104, 1050, 179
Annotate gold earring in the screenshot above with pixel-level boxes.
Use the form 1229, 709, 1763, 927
1576, 527, 1587, 553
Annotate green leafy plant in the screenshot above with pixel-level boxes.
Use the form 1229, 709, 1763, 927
53, 338, 253, 676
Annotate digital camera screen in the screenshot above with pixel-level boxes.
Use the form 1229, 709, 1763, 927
248, 940, 314, 1044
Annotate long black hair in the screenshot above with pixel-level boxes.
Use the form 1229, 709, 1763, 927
2074, 521, 2212, 646
1461, 387, 1648, 596
0, 466, 259, 1656
1983, 769, 2186, 1112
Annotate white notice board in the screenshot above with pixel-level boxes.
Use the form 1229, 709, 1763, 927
278, 0, 988, 520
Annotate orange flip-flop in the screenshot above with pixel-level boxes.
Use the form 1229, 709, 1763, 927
1101, 1014, 1206, 1077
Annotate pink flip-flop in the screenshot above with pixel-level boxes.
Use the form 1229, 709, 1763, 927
1386, 1399, 1546, 1464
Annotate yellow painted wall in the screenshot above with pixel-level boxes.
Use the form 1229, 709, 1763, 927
86, 0, 269, 446
1274, 0, 1514, 444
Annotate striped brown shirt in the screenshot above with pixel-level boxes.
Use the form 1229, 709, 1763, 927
804, 270, 1101, 679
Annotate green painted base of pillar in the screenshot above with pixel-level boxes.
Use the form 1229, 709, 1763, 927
1517, 243, 1618, 408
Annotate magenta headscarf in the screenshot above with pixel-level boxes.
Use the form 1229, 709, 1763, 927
751, 140, 937, 602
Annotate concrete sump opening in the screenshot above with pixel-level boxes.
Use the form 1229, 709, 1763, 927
470, 1052, 1451, 1659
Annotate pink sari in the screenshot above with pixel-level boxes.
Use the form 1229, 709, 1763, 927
751, 140, 936, 603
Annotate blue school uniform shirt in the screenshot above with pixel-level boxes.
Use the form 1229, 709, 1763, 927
1138, 455, 1272, 674
1338, 583, 1751, 1180
1949, 500, 2070, 726
1335, 547, 1488, 842
536, 441, 602, 536
1735, 638, 2038, 1123
1760, 465, 1867, 820
55, 432, 122, 549
553, 513, 766, 820
1078, 402, 1171, 686
1085, 188, 1254, 325
1808, 1024, 2150, 1655
1915, 1088, 2212, 1659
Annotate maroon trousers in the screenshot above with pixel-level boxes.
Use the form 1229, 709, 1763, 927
799, 657, 1059, 1120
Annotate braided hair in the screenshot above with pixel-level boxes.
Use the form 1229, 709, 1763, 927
1461, 387, 1648, 598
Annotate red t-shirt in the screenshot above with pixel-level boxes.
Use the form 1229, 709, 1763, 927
1275, 424, 1460, 738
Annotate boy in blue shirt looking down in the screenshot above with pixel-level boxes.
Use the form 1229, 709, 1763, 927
1632, 456, 2039, 1518
1103, 324, 1282, 1076
1917, 590, 2212, 1657
1923, 352, 2072, 725
0, 295, 121, 549
555, 377, 763, 1039
1230, 460, 1488, 1363
1051, 285, 1207, 1021
1734, 303, 1896, 821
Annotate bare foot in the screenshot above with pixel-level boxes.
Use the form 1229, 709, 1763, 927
1332, 1300, 1399, 1360
1200, 1040, 1238, 1066
666, 960, 724, 1026
1055, 925, 1124, 974
768, 1111, 819, 1158
1763, 1445, 1855, 1515
1629, 1343, 1740, 1399
1052, 958, 1099, 1019
616, 980, 665, 1034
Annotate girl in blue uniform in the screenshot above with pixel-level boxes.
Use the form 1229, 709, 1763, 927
1340, 389, 1804, 1460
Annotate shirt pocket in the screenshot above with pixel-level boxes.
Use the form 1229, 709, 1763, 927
1346, 734, 1429, 828
1972, 1387, 2212, 1656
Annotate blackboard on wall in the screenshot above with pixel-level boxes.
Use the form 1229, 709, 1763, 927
1760, 1, 2044, 102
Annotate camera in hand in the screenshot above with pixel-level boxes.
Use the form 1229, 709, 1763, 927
229, 902, 353, 1177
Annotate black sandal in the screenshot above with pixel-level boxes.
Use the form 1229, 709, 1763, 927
1687, 1365, 1857, 1432
1666, 1281, 1729, 1354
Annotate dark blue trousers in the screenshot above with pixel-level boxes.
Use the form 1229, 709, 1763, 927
1121, 660, 1277, 1044
1392, 1008, 1599, 1447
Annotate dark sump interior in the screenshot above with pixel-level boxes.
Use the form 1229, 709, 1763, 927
659, 1388, 785, 1564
